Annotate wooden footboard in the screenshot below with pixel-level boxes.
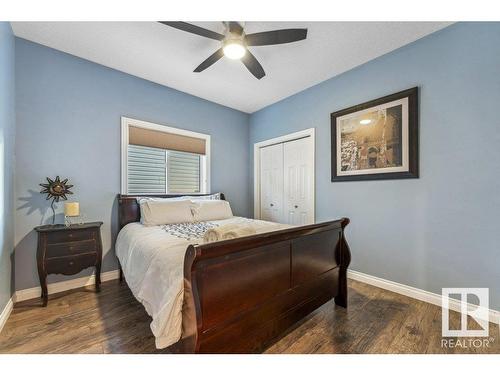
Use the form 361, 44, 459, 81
178, 218, 351, 353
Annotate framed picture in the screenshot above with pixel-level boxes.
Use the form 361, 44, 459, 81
331, 87, 419, 182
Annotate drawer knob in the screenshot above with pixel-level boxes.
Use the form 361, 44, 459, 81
69, 261, 74, 266
68, 233, 73, 238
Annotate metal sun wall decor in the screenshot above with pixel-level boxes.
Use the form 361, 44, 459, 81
40, 176, 74, 224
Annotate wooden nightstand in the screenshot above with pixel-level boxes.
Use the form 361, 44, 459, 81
34, 222, 103, 306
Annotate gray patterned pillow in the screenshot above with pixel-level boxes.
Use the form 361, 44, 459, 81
136, 193, 221, 205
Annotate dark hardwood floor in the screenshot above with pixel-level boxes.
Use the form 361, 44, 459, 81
0, 279, 498, 354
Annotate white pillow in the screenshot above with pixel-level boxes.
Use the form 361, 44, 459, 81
140, 199, 194, 226
192, 200, 233, 222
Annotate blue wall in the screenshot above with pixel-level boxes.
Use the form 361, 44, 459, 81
0, 22, 16, 312
249, 23, 500, 309
14, 38, 250, 290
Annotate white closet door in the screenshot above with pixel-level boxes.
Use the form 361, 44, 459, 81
259, 143, 284, 223
283, 137, 314, 225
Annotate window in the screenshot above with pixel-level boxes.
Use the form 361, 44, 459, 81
121, 117, 210, 195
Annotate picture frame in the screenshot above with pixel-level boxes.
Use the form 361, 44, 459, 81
331, 87, 419, 182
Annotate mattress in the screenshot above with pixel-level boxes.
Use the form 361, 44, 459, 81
115, 216, 290, 349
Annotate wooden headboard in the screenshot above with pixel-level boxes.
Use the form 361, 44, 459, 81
117, 193, 226, 229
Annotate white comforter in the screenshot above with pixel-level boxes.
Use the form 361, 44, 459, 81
115, 216, 290, 349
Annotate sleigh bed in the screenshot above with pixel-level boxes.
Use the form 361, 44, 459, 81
117, 193, 351, 353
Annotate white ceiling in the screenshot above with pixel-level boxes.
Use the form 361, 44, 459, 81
11, 22, 452, 113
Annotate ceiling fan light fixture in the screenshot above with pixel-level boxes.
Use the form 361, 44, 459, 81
223, 40, 246, 60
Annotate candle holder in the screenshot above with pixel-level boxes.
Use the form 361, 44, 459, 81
64, 202, 84, 227
65, 215, 84, 227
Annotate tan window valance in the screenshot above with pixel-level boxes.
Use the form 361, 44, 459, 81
128, 126, 206, 155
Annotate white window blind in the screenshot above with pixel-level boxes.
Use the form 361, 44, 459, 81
127, 145, 166, 194
167, 150, 201, 193
127, 145, 201, 194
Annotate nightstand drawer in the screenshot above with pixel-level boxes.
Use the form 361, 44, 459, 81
46, 240, 96, 258
47, 229, 94, 244
46, 253, 98, 275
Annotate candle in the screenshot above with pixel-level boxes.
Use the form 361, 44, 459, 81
64, 202, 80, 217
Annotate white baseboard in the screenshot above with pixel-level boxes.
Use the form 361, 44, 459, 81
348, 269, 499, 324
13, 270, 120, 303
0, 298, 13, 334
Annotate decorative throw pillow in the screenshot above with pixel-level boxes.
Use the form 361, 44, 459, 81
191, 200, 233, 222
140, 199, 194, 226
186, 193, 221, 201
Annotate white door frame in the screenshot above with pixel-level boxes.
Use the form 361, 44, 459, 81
253, 128, 315, 220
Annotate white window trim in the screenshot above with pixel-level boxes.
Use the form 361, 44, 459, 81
121, 116, 211, 195
253, 128, 315, 220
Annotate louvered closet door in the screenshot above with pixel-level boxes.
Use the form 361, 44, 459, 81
283, 137, 314, 225
259, 143, 284, 223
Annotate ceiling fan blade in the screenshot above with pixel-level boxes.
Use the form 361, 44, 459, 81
227, 21, 244, 35
159, 21, 224, 41
245, 29, 308, 46
241, 50, 265, 79
194, 49, 224, 72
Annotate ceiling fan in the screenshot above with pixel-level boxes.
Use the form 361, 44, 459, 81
159, 21, 308, 80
